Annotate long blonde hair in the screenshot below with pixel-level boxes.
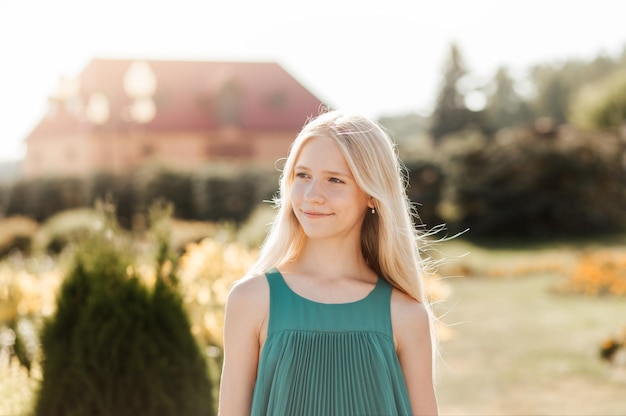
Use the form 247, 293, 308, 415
249, 109, 433, 306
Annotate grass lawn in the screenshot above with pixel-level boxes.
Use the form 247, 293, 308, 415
435, 255, 626, 415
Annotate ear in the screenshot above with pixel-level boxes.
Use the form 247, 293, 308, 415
367, 198, 376, 209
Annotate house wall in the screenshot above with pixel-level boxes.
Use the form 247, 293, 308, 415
250, 131, 295, 165
22, 60, 324, 179
23, 129, 298, 177
23, 134, 95, 177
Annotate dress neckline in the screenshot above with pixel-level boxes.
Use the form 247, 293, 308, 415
269, 267, 381, 306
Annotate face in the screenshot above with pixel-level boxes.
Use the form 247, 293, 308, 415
291, 135, 372, 242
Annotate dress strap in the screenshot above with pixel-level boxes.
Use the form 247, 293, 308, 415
264, 267, 290, 298
264, 267, 282, 283
264, 267, 295, 334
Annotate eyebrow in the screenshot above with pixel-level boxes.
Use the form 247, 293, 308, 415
294, 165, 351, 177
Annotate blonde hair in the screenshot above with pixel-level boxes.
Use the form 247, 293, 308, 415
250, 109, 432, 306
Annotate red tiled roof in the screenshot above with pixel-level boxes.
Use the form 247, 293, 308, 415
28, 59, 327, 138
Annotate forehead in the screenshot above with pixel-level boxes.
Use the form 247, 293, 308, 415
295, 136, 350, 171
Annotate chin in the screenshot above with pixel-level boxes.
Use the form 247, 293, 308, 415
300, 226, 335, 240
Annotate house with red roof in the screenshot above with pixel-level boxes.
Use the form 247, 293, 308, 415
23, 59, 327, 177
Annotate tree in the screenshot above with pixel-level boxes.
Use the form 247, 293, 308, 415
429, 43, 475, 141
483, 66, 533, 131
569, 67, 626, 131
531, 67, 569, 125
528, 52, 622, 127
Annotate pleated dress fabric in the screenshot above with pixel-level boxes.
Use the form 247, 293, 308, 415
250, 267, 412, 416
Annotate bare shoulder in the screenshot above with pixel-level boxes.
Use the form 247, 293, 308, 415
227, 273, 269, 305
225, 273, 270, 319
391, 289, 429, 323
390, 289, 431, 347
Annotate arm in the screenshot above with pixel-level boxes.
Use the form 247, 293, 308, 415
218, 276, 268, 416
392, 291, 439, 416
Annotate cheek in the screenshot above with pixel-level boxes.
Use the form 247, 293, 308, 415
350, 192, 371, 214
332, 188, 362, 203
290, 183, 304, 205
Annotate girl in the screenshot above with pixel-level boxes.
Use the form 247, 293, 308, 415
219, 110, 438, 415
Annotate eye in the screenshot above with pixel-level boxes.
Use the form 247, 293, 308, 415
295, 172, 310, 179
329, 177, 345, 184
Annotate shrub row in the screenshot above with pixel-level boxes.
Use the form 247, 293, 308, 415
1, 127, 625, 240
0, 164, 280, 228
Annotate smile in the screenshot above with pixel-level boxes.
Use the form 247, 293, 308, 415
302, 211, 333, 218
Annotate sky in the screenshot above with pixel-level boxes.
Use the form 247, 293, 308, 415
1, 0, 625, 162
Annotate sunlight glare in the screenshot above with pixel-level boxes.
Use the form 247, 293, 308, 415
85, 92, 110, 125
123, 61, 157, 98
130, 97, 156, 123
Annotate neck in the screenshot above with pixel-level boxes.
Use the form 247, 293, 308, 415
292, 238, 371, 280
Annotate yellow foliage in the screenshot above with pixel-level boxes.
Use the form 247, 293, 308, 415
0, 260, 63, 325
485, 261, 564, 279
555, 249, 626, 296
0, 356, 39, 416
177, 238, 257, 348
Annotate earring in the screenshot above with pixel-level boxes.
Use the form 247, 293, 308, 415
371, 208, 376, 214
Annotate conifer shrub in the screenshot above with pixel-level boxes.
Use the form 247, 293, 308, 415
34, 204, 214, 416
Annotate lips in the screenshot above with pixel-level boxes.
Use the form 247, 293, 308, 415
302, 210, 332, 218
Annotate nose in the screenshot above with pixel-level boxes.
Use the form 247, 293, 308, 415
303, 178, 325, 203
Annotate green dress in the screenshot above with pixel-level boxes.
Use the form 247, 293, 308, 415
250, 267, 413, 415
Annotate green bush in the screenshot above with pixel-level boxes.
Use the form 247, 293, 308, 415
135, 166, 195, 220
404, 160, 445, 228
86, 173, 136, 228
2, 166, 278, 227
441, 127, 626, 238
5, 177, 86, 222
34, 215, 214, 416
192, 165, 278, 224
0, 182, 9, 214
